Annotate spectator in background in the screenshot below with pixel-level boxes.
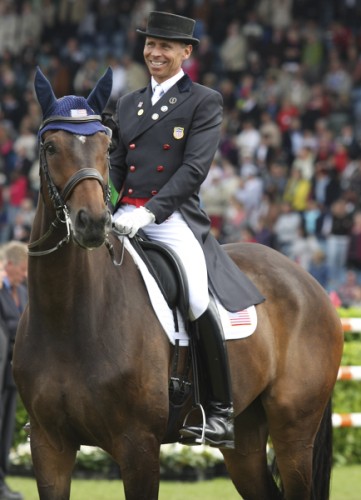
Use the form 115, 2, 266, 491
282, 116, 304, 166
235, 161, 263, 231
257, 0, 293, 31
258, 110, 282, 151
335, 269, 360, 307
0, 242, 28, 500
0, 249, 16, 500
309, 248, 330, 289
0, 251, 8, 494
310, 161, 341, 210
235, 119, 261, 161
346, 210, 361, 283
221, 195, 246, 243
200, 156, 238, 239
254, 130, 278, 173
276, 96, 300, 137
283, 166, 311, 212
289, 225, 321, 272
323, 198, 354, 288
290, 145, 315, 181
219, 20, 247, 84
324, 56, 352, 105
301, 21, 325, 83
263, 161, 288, 200
273, 200, 303, 257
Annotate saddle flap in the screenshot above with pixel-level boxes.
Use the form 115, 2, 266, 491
130, 235, 189, 319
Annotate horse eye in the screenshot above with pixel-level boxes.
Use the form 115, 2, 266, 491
44, 142, 56, 155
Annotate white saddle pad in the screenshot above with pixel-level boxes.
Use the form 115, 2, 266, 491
124, 238, 257, 346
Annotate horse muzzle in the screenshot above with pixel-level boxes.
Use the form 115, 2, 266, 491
72, 207, 112, 249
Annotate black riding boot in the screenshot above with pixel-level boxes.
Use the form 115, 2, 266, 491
179, 299, 235, 449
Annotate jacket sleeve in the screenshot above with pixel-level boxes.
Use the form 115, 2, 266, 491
145, 90, 223, 223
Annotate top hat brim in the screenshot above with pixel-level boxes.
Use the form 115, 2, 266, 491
136, 28, 199, 46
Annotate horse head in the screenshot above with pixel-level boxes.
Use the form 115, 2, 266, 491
33, 67, 114, 250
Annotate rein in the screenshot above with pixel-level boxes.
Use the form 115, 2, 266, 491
28, 117, 120, 260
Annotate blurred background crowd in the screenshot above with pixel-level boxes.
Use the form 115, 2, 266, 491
2, 0, 361, 306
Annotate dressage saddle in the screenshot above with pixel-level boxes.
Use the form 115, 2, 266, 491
129, 233, 190, 325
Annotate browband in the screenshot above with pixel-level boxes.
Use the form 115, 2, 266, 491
39, 114, 102, 131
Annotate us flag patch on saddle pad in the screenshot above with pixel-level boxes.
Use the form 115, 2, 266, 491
213, 296, 258, 339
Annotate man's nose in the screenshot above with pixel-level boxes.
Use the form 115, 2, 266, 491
150, 46, 162, 56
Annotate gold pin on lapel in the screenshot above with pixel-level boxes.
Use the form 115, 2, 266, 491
138, 109, 144, 116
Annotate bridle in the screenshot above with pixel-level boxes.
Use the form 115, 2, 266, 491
28, 115, 124, 261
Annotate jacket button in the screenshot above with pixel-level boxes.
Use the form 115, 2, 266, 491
129, 143, 136, 150
129, 165, 136, 172
128, 188, 133, 194
163, 144, 170, 150
156, 165, 164, 172
151, 190, 157, 196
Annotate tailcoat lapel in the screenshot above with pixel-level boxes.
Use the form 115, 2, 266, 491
128, 74, 193, 141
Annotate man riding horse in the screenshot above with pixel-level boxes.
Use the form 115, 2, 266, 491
110, 11, 265, 449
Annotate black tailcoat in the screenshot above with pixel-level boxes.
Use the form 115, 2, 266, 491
110, 74, 264, 311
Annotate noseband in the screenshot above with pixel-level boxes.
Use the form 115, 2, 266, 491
28, 116, 111, 257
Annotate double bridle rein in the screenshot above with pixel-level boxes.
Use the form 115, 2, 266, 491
28, 115, 122, 260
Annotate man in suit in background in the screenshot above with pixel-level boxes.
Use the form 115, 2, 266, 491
111, 11, 264, 449
0, 242, 27, 500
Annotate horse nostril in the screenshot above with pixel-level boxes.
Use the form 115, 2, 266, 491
77, 209, 90, 229
76, 208, 111, 232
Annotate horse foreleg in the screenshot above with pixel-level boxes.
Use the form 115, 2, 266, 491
30, 426, 77, 500
113, 430, 162, 500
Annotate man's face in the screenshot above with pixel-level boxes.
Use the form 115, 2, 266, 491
5, 259, 28, 287
143, 37, 192, 83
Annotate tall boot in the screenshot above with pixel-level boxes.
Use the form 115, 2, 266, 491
179, 299, 235, 449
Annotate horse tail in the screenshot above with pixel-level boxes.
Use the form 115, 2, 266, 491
311, 398, 333, 500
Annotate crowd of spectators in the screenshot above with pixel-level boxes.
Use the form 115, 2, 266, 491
2, 0, 361, 305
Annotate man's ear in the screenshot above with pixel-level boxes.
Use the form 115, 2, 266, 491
183, 44, 193, 60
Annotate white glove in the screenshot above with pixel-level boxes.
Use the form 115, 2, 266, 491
114, 207, 155, 238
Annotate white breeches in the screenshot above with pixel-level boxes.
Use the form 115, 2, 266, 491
113, 205, 209, 320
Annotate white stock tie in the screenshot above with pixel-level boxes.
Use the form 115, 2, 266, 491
152, 84, 164, 105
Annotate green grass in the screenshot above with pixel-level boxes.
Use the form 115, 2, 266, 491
6, 465, 361, 499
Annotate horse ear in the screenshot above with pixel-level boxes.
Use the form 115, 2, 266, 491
87, 67, 113, 114
34, 66, 57, 117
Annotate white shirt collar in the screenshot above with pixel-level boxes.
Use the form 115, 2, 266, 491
151, 70, 185, 95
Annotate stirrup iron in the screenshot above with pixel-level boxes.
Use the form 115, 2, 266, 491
181, 403, 206, 444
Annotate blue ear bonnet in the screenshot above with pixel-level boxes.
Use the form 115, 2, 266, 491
35, 66, 113, 139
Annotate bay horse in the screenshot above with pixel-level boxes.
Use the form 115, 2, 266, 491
13, 69, 343, 500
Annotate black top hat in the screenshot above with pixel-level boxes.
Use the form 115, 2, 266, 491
137, 11, 199, 46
